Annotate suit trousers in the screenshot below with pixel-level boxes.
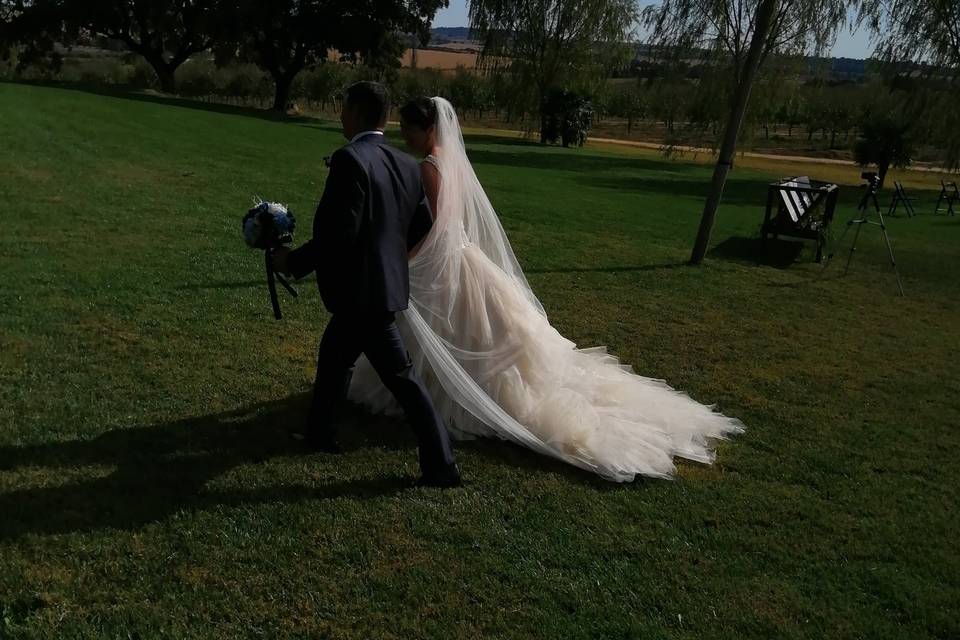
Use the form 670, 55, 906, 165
308, 311, 456, 475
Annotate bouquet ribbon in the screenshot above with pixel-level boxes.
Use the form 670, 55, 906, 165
265, 250, 298, 320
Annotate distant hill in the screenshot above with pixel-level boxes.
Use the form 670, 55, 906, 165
808, 56, 869, 81
430, 27, 473, 42
429, 30, 870, 80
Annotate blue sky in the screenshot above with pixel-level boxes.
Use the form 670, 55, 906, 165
432, 0, 874, 60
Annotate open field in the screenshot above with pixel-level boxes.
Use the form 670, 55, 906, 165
401, 48, 479, 70
1, 82, 958, 639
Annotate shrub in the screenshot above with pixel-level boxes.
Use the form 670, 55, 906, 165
541, 88, 593, 147
177, 58, 218, 97
302, 64, 351, 109
215, 64, 259, 99
128, 59, 158, 90
60, 55, 131, 86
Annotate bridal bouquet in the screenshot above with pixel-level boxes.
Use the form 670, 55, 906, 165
242, 201, 296, 249
241, 201, 298, 320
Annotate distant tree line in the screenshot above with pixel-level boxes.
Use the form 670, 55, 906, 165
0, 0, 444, 110
1, 34, 953, 177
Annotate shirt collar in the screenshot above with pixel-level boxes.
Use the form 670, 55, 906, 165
350, 130, 384, 143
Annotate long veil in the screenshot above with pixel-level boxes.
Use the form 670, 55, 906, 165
399, 97, 575, 466
353, 97, 742, 481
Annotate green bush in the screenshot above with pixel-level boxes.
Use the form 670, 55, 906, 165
177, 58, 218, 97
541, 88, 594, 147
128, 59, 158, 90
392, 68, 448, 107
302, 64, 351, 109
212, 64, 254, 99
0, 51, 17, 81
57, 55, 131, 86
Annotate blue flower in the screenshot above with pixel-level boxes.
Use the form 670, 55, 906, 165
242, 201, 296, 248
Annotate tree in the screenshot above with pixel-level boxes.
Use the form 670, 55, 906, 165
853, 116, 914, 187
447, 67, 495, 119
858, 1, 960, 67
218, 0, 445, 112
469, 0, 639, 143
648, 81, 680, 134
608, 83, 647, 133
303, 62, 350, 110
823, 86, 860, 147
1, 0, 71, 73
392, 67, 447, 107
541, 88, 593, 147
857, 0, 960, 169
2, 0, 220, 92
777, 90, 806, 137
85, 0, 219, 92
643, 0, 852, 264
448, 66, 479, 116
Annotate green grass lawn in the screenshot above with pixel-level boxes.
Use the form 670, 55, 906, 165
1, 82, 958, 640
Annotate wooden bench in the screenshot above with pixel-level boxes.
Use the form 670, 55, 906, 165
761, 176, 840, 262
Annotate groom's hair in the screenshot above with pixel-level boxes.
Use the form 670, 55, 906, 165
344, 81, 390, 129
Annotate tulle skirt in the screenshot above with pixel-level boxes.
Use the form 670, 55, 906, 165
348, 243, 743, 481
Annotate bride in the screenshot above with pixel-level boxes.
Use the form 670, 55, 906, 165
348, 96, 743, 481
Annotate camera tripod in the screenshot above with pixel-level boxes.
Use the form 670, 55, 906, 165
822, 179, 905, 296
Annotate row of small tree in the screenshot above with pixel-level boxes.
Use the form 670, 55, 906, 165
601, 76, 913, 148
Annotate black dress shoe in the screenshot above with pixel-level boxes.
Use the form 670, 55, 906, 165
416, 463, 462, 488
311, 439, 342, 455
293, 432, 342, 454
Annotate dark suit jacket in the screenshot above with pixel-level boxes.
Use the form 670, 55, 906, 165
287, 133, 433, 314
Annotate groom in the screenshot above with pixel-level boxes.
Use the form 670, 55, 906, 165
273, 81, 460, 488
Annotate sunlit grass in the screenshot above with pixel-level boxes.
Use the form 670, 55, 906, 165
1, 82, 958, 639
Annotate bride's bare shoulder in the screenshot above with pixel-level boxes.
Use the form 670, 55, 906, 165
421, 153, 441, 177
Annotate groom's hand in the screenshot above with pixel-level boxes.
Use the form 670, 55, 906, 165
272, 247, 291, 276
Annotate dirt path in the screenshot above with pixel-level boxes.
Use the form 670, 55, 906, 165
585, 136, 950, 174
451, 123, 952, 175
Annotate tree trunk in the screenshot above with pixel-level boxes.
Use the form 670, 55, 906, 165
272, 73, 294, 112
878, 160, 890, 189
156, 65, 177, 93
124, 42, 179, 93
690, 0, 781, 265
139, 51, 177, 93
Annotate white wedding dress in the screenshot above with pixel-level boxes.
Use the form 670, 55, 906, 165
349, 98, 743, 481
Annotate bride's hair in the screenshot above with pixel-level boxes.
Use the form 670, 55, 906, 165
399, 97, 437, 130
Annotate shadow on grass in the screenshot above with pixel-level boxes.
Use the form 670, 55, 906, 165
460, 133, 543, 148
466, 147, 686, 176
575, 174, 773, 208
1, 80, 317, 125
525, 262, 689, 275
708, 236, 808, 269
0, 393, 613, 540
465, 147, 786, 209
